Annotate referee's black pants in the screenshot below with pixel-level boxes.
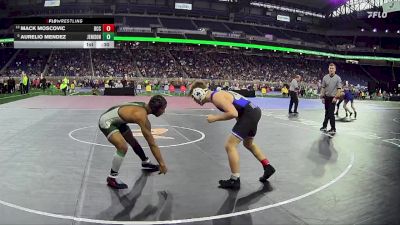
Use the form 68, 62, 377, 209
289, 91, 299, 113
323, 96, 336, 130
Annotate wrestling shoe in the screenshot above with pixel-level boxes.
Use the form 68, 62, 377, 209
259, 164, 276, 183
142, 160, 160, 171
107, 176, 128, 189
218, 178, 240, 190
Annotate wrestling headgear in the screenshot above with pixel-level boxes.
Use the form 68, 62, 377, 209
192, 88, 207, 103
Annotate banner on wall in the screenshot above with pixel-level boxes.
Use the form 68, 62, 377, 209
277, 15, 290, 22
175, 3, 192, 10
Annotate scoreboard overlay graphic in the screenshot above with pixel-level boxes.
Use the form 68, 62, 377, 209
13, 17, 114, 49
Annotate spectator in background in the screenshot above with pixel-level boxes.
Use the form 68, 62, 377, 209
11, 77, 15, 93
122, 76, 127, 87
0, 78, 4, 94
163, 83, 169, 94
40, 74, 47, 92
109, 80, 114, 88
70, 81, 75, 94
180, 84, 187, 96
21, 72, 28, 94
281, 85, 289, 97
169, 83, 175, 94
26, 74, 30, 93
136, 82, 142, 94
7, 77, 13, 93
60, 76, 69, 96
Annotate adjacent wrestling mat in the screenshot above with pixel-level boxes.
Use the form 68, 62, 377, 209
0, 96, 399, 225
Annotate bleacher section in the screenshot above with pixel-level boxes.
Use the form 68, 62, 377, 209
254, 26, 288, 39
184, 34, 213, 40
5, 50, 50, 77
0, 3, 399, 54
355, 36, 380, 48
0, 49, 16, 69
279, 30, 327, 44
0, 18, 12, 30
193, 20, 230, 33
213, 37, 249, 43
381, 37, 400, 50
125, 16, 160, 28
225, 23, 261, 36
157, 33, 186, 39
362, 65, 395, 83
160, 18, 197, 30
327, 36, 354, 45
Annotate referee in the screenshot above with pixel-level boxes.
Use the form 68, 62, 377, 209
289, 75, 301, 114
320, 63, 342, 135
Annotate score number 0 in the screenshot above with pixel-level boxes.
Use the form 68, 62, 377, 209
102, 24, 114, 32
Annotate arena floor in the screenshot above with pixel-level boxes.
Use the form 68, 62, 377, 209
0, 95, 399, 225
